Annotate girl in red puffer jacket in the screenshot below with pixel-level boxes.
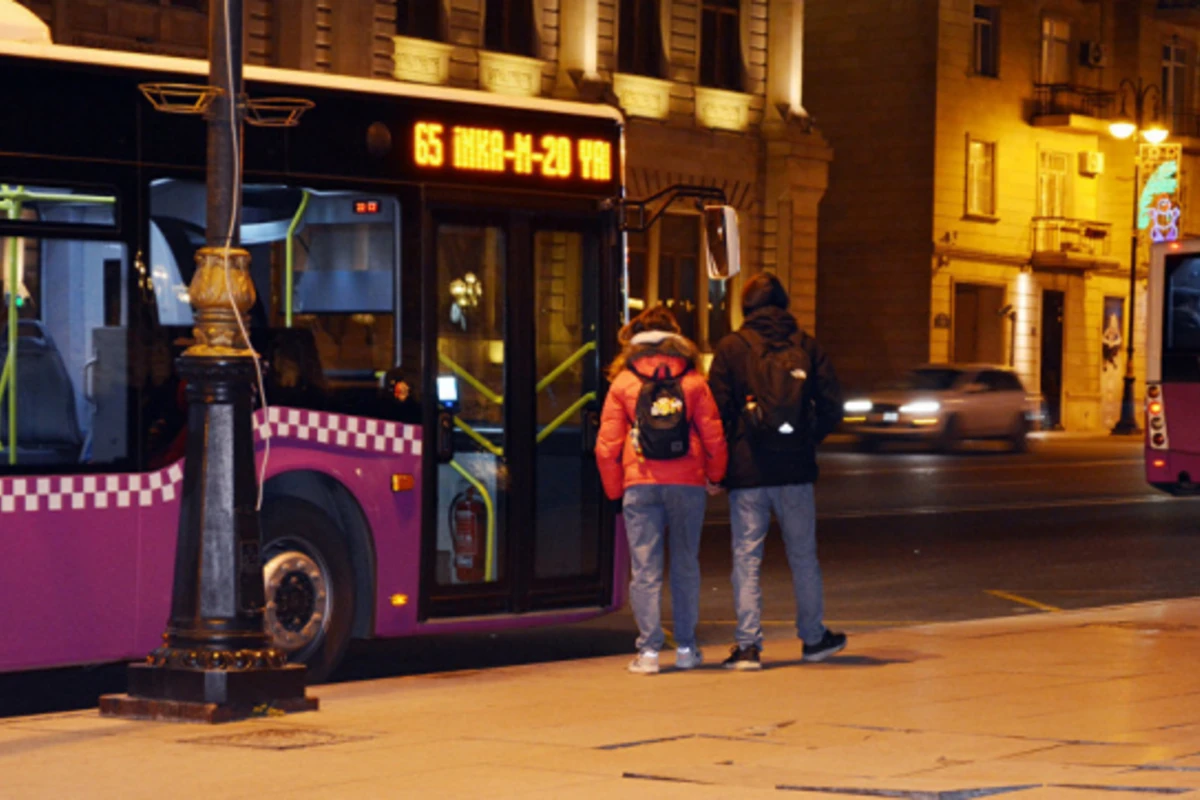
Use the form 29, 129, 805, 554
595, 306, 727, 674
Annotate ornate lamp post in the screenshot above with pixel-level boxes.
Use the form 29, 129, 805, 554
100, 0, 316, 722
1108, 78, 1169, 436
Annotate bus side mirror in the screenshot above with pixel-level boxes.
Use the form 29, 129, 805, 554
704, 205, 741, 281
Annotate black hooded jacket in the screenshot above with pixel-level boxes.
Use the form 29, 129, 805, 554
708, 306, 843, 488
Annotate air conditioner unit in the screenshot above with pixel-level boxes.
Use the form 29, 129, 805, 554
1079, 150, 1105, 177
1080, 40, 1108, 68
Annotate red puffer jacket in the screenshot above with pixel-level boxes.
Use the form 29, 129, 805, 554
595, 331, 728, 500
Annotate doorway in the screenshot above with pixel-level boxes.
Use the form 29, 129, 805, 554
1040, 289, 1065, 429
423, 208, 611, 618
954, 283, 1005, 364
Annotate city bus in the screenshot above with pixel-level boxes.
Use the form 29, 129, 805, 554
0, 38, 629, 681
1146, 238, 1200, 495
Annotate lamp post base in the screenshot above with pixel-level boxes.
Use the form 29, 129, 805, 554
100, 656, 317, 723
1110, 375, 1142, 436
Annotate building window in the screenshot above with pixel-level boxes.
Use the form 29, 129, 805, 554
397, 0, 440, 40
700, 0, 742, 91
1039, 18, 1071, 85
619, 0, 663, 77
1162, 42, 1187, 131
485, 0, 536, 56
973, 5, 999, 77
966, 138, 996, 217
1037, 151, 1070, 218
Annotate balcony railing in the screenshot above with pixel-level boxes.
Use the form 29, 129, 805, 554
1031, 217, 1113, 259
1034, 84, 1116, 119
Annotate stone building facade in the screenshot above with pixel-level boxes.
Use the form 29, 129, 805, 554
20, 0, 831, 353
808, 0, 1200, 432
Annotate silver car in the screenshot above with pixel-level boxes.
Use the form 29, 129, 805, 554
842, 364, 1037, 452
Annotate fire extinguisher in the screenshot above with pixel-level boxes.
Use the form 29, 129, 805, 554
448, 485, 485, 583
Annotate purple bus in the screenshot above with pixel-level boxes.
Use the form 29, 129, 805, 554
0, 39, 628, 680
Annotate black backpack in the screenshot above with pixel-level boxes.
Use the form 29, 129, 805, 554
738, 329, 811, 452
629, 361, 691, 460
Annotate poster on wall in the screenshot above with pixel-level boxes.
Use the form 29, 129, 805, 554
1101, 296, 1125, 429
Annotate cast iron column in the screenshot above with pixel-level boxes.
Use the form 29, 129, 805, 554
100, 0, 316, 722
1111, 153, 1142, 435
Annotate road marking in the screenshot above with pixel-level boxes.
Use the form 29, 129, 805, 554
705, 492, 1188, 524
822, 458, 1142, 479
986, 590, 1062, 613
812, 493, 1183, 520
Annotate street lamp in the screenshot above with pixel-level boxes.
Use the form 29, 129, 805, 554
1108, 78, 1167, 435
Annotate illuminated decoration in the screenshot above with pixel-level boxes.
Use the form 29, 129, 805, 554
1138, 144, 1183, 242
412, 121, 613, 183
1150, 196, 1181, 243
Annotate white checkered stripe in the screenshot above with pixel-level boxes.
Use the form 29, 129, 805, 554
0, 464, 184, 514
0, 410, 421, 514
254, 408, 422, 457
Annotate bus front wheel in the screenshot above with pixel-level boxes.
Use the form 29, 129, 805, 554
261, 498, 355, 683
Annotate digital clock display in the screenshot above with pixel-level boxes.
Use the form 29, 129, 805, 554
412, 121, 614, 183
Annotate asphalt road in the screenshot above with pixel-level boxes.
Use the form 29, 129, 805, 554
4, 435, 1196, 717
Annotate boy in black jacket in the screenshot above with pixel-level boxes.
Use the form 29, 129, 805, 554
708, 273, 846, 670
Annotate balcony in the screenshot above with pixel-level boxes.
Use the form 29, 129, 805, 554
1031, 84, 1116, 134
1031, 217, 1118, 270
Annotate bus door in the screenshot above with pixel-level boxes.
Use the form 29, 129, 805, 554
424, 210, 610, 616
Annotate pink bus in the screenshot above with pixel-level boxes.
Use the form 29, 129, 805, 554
1146, 238, 1200, 495
0, 40, 629, 680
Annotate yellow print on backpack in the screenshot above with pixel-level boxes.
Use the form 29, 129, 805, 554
650, 396, 684, 417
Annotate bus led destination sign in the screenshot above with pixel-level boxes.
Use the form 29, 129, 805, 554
413, 121, 613, 183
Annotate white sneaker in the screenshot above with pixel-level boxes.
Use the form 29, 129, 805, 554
675, 647, 703, 670
627, 650, 659, 674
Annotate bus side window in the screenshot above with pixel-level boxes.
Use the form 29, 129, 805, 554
1, 234, 130, 471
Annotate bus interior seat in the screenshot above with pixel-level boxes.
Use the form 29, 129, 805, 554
0, 320, 85, 464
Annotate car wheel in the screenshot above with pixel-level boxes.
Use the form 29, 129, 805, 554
261, 498, 355, 684
1009, 413, 1029, 453
937, 415, 960, 453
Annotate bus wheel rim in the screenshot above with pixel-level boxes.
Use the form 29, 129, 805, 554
263, 547, 331, 654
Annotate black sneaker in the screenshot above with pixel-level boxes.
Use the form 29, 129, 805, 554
722, 644, 762, 671
802, 630, 847, 662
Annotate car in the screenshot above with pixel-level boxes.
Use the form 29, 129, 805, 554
842, 364, 1037, 452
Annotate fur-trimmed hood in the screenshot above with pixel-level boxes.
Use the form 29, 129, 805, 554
627, 331, 700, 371
609, 331, 701, 379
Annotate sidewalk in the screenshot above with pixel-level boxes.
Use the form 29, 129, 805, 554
3, 599, 1199, 799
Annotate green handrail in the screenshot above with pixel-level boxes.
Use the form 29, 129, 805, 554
0, 357, 9, 457
284, 190, 311, 328
437, 351, 504, 406
452, 415, 503, 458
536, 391, 596, 444
536, 340, 596, 393
0, 187, 116, 206
3, 190, 21, 464
449, 459, 497, 582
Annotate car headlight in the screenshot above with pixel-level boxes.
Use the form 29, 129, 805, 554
844, 399, 873, 413
899, 400, 940, 415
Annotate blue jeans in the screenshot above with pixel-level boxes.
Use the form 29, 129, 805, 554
729, 484, 826, 649
622, 484, 707, 653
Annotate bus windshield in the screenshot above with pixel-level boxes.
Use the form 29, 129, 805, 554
1165, 253, 1200, 355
